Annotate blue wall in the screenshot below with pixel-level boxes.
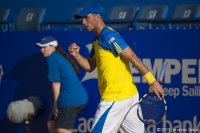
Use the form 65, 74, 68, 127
0, 0, 200, 133
0, 29, 200, 133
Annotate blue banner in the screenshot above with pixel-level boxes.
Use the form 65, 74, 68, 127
0, 30, 199, 133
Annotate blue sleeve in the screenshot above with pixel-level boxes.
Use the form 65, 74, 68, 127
47, 58, 60, 82
99, 28, 129, 55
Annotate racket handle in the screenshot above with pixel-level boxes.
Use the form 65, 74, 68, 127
158, 61, 168, 84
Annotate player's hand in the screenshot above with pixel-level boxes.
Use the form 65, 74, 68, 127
68, 43, 80, 57
149, 81, 164, 100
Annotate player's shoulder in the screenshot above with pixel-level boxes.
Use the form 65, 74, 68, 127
100, 27, 120, 41
102, 27, 118, 36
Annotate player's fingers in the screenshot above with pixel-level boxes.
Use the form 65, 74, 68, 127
71, 43, 79, 49
156, 87, 164, 100
68, 47, 75, 54
154, 89, 162, 100
68, 43, 76, 49
152, 81, 164, 98
158, 85, 164, 97
150, 84, 162, 100
69, 42, 76, 46
69, 43, 79, 51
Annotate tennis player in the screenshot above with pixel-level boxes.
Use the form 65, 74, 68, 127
36, 36, 88, 133
69, 2, 164, 133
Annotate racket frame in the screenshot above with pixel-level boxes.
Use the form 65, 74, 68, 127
137, 92, 167, 125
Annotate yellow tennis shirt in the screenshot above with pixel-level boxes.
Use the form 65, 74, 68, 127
91, 27, 138, 101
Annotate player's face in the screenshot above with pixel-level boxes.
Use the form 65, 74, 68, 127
40, 45, 55, 57
82, 14, 98, 31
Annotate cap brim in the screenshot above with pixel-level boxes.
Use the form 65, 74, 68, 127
74, 11, 89, 19
35, 40, 58, 47
35, 43, 46, 47
74, 14, 82, 19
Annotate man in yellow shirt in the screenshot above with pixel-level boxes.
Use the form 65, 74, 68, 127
69, 2, 164, 133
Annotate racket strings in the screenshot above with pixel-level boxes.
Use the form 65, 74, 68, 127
138, 94, 166, 124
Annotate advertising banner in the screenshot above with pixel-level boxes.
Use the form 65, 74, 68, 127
0, 30, 199, 133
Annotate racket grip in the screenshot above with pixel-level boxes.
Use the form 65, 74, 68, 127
158, 61, 168, 84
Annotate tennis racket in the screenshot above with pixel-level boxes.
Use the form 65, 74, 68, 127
137, 61, 168, 125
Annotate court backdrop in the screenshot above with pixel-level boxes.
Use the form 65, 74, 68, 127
0, 29, 199, 133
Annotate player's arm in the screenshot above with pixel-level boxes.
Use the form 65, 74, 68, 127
120, 46, 148, 75
73, 54, 96, 72
120, 46, 164, 99
69, 43, 96, 72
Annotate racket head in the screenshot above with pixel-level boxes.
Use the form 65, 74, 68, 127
137, 92, 167, 125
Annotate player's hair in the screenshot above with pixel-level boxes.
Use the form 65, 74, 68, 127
56, 45, 80, 74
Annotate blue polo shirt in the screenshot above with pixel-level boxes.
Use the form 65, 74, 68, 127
47, 51, 88, 107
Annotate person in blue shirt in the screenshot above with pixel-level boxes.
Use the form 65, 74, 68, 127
36, 36, 88, 133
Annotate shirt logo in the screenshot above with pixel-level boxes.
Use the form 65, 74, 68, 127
109, 37, 115, 44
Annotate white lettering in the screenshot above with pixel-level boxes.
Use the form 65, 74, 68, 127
165, 59, 181, 83
162, 116, 200, 131
146, 124, 156, 132
118, 11, 127, 19
182, 59, 197, 84
182, 85, 200, 96
183, 10, 191, 18
142, 59, 163, 83
25, 12, 35, 22
81, 57, 200, 85
148, 10, 157, 19
164, 87, 180, 98
77, 117, 94, 132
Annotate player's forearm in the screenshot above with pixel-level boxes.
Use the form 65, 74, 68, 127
121, 47, 149, 75
133, 57, 158, 86
121, 47, 157, 85
129, 55, 148, 75
73, 53, 96, 72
